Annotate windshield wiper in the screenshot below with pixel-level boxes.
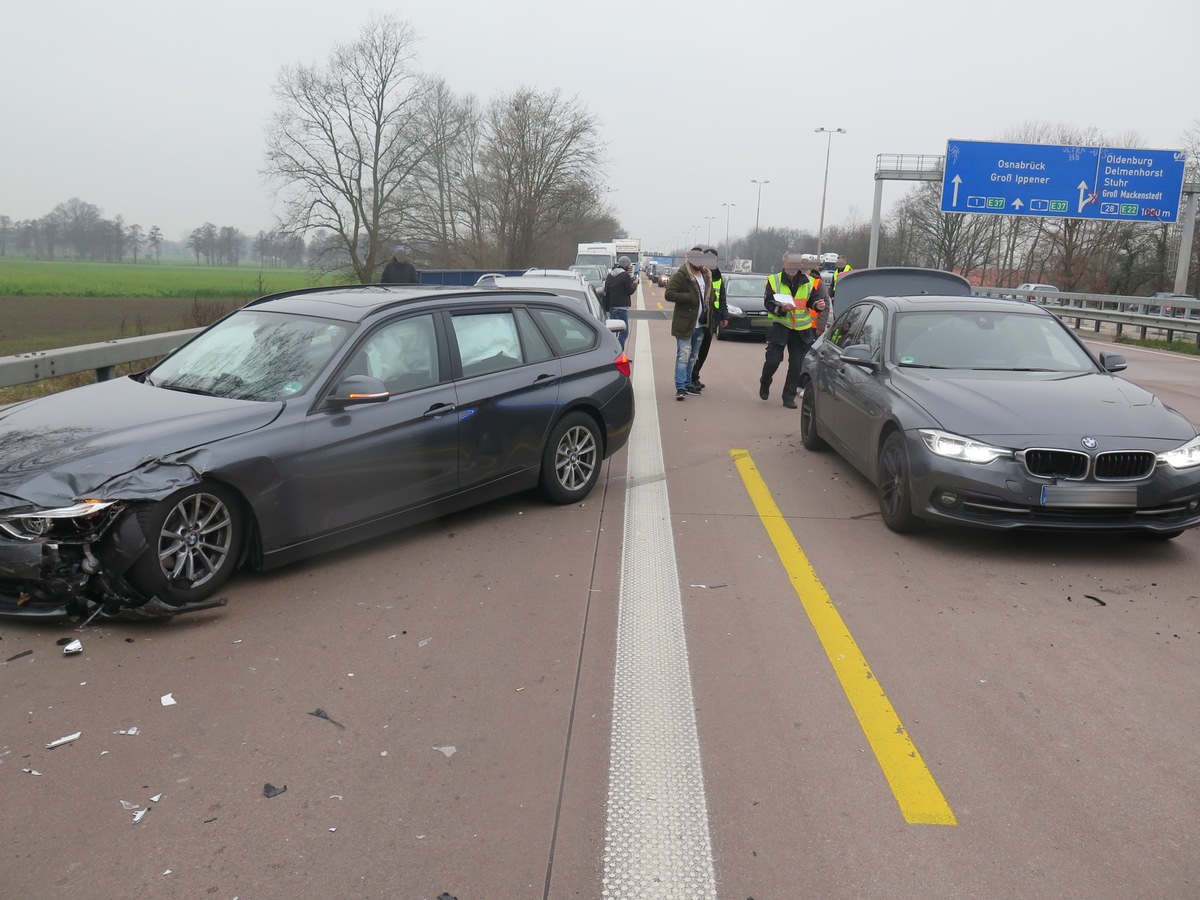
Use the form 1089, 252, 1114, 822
154, 380, 218, 397
898, 362, 950, 369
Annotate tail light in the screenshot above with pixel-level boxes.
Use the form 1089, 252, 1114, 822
614, 352, 631, 378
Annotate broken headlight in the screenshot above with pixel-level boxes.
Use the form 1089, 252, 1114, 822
0, 500, 119, 540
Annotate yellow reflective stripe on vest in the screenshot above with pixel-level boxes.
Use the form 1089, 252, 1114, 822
766, 273, 814, 330
712, 277, 723, 308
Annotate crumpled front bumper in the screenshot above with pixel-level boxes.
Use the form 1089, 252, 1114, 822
0, 513, 225, 621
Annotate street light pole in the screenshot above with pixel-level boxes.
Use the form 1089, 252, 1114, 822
704, 216, 716, 245
721, 203, 735, 260
751, 179, 769, 272
815, 127, 846, 256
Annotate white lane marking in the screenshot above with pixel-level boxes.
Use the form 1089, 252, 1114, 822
602, 311, 717, 899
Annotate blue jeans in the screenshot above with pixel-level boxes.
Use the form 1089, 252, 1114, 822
675, 326, 705, 390
609, 307, 629, 349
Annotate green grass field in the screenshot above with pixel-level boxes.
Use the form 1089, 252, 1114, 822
0, 257, 338, 298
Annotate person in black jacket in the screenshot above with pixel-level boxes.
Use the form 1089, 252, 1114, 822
603, 256, 636, 350
380, 244, 418, 284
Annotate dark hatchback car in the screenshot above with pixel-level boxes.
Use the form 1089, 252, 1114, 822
718, 272, 770, 338
798, 268, 1200, 536
0, 285, 634, 621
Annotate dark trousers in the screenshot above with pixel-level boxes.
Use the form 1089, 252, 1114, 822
760, 324, 814, 402
691, 327, 715, 382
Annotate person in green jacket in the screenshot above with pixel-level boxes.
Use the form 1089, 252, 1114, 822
664, 246, 713, 401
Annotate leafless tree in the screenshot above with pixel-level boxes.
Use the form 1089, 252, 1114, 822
405, 77, 484, 266
476, 87, 606, 268
50, 198, 103, 259
147, 225, 163, 263
127, 223, 144, 263
263, 14, 433, 283
890, 182, 993, 276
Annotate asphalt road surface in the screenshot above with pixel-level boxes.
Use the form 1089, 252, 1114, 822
3, 283, 1198, 899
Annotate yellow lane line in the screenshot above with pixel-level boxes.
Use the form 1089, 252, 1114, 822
730, 448, 957, 826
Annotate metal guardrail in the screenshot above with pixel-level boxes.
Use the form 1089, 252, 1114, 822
0, 329, 201, 389
972, 287, 1200, 347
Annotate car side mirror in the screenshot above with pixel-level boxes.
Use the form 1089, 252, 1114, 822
1098, 351, 1127, 373
606, 318, 627, 334
838, 343, 878, 369
330, 374, 391, 405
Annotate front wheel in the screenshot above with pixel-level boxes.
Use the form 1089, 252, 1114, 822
125, 482, 243, 605
799, 380, 825, 451
540, 412, 602, 504
877, 431, 921, 533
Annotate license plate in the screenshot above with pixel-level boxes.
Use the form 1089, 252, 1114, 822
1040, 485, 1137, 508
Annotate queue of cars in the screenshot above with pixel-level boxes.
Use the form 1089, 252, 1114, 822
0, 283, 634, 621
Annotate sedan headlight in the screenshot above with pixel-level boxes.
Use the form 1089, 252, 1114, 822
726, 304, 744, 316
919, 429, 1012, 464
1158, 435, 1200, 470
0, 500, 118, 540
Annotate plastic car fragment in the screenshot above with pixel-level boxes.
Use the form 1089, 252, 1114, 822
62, 639, 83, 655
263, 783, 287, 798
47, 731, 82, 749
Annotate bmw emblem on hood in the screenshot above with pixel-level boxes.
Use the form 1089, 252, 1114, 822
1081, 437, 1098, 450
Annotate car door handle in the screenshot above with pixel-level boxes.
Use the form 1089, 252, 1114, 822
423, 402, 456, 418
534, 373, 560, 385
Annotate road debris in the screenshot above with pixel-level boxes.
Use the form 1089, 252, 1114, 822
160, 693, 176, 706
115, 726, 140, 735
434, 746, 457, 759
61, 639, 83, 655
5, 649, 33, 662
1085, 594, 1107, 606
47, 731, 82, 749
263, 783, 287, 798
23, 768, 42, 776
132, 808, 147, 824
308, 708, 345, 728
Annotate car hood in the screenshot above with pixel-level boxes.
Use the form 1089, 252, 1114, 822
891, 369, 1196, 446
0, 377, 282, 509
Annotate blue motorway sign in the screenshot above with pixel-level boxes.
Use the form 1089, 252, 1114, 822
941, 140, 1186, 222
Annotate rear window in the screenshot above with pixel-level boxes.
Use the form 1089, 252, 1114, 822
530, 306, 597, 355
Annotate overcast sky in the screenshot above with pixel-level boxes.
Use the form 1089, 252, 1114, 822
4, 0, 1197, 257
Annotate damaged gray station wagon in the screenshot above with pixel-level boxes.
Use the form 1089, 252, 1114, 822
0, 284, 634, 621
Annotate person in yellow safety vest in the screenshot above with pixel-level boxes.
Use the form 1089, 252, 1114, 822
688, 247, 727, 392
758, 250, 827, 409
835, 255, 852, 289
